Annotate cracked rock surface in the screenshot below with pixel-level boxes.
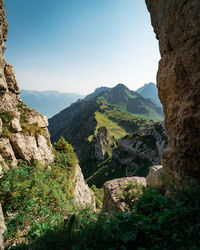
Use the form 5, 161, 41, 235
146, 0, 200, 181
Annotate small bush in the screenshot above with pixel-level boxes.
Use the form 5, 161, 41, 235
0, 148, 78, 248
0, 110, 14, 136
119, 182, 144, 209
54, 136, 74, 154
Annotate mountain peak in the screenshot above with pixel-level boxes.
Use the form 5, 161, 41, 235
136, 82, 162, 107
115, 83, 128, 90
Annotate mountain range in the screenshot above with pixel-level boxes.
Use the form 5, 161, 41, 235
49, 83, 163, 144
20, 89, 84, 118
136, 82, 162, 106
48, 83, 164, 180
20, 82, 161, 118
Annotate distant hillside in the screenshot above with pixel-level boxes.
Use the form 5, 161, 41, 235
136, 82, 162, 106
85, 86, 109, 101
49, 83, 164, 178
49, 83, 163, 143
20, 89, 84, 118
87, 123, 167, 188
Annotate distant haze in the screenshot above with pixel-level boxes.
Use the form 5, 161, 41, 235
20, 82, 162, 118
20, 89, 84, 118
5, 0, 160, 95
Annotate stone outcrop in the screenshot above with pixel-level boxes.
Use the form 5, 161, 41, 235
146, 165, 165, 188
0, 138, 18, 168
10, 134, 54, 164
103, 177, 146, 212
94, 127, 116, 161
10, 118, 22, 133
28, 110, 48, 128
118, 124, 166, 166
114, 123, 167, 176
73, 164, 95, 208
146, 0, 200, 182
0, 0, 53, 169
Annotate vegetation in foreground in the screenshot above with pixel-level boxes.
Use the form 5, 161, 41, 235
1, 161, 200, 249
1, 136, 199, 250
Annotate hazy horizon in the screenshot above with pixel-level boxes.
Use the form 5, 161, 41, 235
20, 81, 155, 96
5, 0, 160, 95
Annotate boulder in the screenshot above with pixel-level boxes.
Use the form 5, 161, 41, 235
0, 138, 18, 168
10, 118, 22, 132
4, 64, 20, 94
146, 165, 165, 188
103, 177, 146, 212
10, 134, 54, 164
28, 109, 48, 128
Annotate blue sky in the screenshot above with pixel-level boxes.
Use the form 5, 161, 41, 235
5, 0, 160, 95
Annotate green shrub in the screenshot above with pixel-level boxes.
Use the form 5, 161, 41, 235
54, 136, 74, 154
0, 148, 78, 248
119, 182, 144, 210
0, 110, 14, 136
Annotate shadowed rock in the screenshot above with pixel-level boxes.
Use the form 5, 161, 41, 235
103, 177, 146, 212
146, 0, 200, 182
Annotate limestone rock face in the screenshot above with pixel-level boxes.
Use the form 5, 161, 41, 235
10, 134, 53, 164
28, 110, 48, 128
4, 64, 20, 94
0, 138, 17, 168
94, 127, 116, 161
103, 177, 146, 212
10, 118, 22, 132
0, 0, 53, 169
115, 123, 167, 176
146, 0, 200, 181
146, 165, 165, 188
0, 0, 8, 99
73, 164, 95, 208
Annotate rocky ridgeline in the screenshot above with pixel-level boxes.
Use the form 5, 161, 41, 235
115, 123, 167, 175
88, 123, 167, 187
103, 165, 165, 212
146, 0, 200, 182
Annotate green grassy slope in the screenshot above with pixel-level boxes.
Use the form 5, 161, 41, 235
49, 84, 163, 180
49, 83, 163, 143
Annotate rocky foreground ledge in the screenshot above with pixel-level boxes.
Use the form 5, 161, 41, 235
103, 165, 165, 212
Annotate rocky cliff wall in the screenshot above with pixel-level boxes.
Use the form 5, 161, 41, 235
0, 1, 54, 248
146, 0, 200, 181
0, 2, 54, 170
73, 164, 95, 209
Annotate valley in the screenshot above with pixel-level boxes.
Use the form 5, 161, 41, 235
49, 83, 165, 187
